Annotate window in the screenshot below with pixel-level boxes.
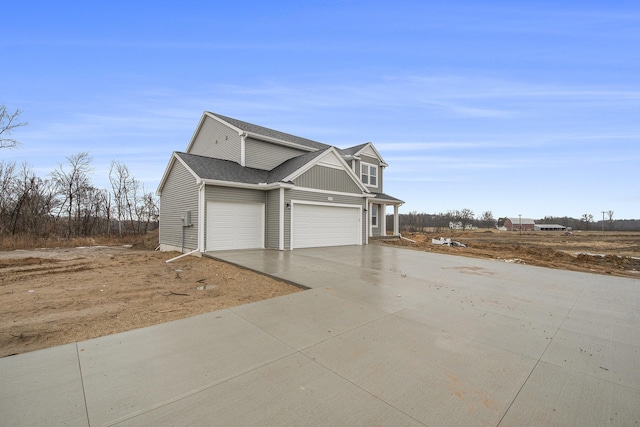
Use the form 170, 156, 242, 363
371, 204, 378, 227
361, 163, 378, 187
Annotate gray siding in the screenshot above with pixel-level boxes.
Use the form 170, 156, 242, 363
293, 165, 362, 194
284, 189, 366, 249
265, 189, 280, 249
189, 116, 241, 162
203, 186, 267, 250
245, 137, 306, 170
159, 160, 199, 250
357, 155, 384, 194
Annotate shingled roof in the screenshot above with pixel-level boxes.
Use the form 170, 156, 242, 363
176, 148, 331, 185
176, 152, 270, 184
208, 112, 330, 151
371, 193, 404, 203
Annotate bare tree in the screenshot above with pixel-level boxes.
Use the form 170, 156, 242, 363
0, 161, 57, 236
0, 105, 28, 149
51, 152, 94, 237
109, 160, 159, 235
478, 211, 495, 228
607, 210, 614, 231
581, 213, 594, 230
459, 208, 475, 230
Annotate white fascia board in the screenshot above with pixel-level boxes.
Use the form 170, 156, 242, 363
184, 111, 246, 154
199, 179, 293, 190
291, 185, 370, 199
156, 152, 200, 195
207, 111, 244, 134
244, 131, 318, 152
364, 193, 404, 205
184, 112, 209, 153
355, 142, 389, 167
156, 155, 176, 195
283, 147, 370, 193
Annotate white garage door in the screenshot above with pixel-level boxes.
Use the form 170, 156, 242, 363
206, 201, 264, 251
292, 203, 361, 249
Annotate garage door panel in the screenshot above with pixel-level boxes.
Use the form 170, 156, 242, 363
292, 203, 360, 249
207, 202, 264, 251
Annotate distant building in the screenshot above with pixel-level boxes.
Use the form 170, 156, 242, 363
449, 221, 477, 230
534, 224, 567, 231
504, 217, 536, 231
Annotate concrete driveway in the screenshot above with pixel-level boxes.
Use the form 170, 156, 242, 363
2, 245, 639, 426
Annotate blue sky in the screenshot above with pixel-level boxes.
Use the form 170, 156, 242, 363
2, 1, 639, 220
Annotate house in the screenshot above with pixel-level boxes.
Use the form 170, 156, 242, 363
449, 221, 477, 230
504, 217, 536, 231
157, 112, 404, 253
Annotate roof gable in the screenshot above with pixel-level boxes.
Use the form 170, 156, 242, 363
343, 142, 388, 167
281, 147, 369, 193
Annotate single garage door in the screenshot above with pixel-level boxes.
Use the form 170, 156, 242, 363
292, 203, 361, 249
206, 201, 264, 251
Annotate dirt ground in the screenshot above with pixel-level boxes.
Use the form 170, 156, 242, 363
0, 247, 302, 358
382, 230, 640, 279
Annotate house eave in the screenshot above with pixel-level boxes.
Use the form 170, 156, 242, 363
242, 131, 318, 152
198, 179, 295, 190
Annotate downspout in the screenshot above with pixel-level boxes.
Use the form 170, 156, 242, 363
165, 249, 199, 263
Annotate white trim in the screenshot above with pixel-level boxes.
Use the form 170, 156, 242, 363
199, 179, 294, 190
368, 202, 373, 237
192, 111, 318, 155
289, 200, 362, 250
206, 111, 244, 134
381, 203, 386, 236
290, 185, 369, 198
360, 162, 379, 189
371, 204, 379, 228
198, 182, 205, 251
317, 161, 345, 170
354, 142, 389, 167
244, 131, 318, 152
279, 187, 284, 251
240, 133, 246, 167
157, 152, 201, 195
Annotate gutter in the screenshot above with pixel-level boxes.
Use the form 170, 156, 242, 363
197, 179, 295, 190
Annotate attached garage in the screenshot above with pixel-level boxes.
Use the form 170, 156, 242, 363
206, 201, 264, 251
291, 202, 361, 249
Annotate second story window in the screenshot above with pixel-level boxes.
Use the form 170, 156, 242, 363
361, 163, 378, 187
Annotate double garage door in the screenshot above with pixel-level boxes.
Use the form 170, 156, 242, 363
292, 203, 361, 249
206, 201, 361, 251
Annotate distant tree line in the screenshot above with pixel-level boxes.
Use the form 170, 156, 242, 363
387, 209, 496, 233
537, 215, 640, 232
389, 210, 640, 232
0, 152, 158, 239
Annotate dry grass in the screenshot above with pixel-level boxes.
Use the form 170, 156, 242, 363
0, 230, 159, 252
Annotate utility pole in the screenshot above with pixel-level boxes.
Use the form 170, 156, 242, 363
602, 211, 605, 236
519, 214, 522, 236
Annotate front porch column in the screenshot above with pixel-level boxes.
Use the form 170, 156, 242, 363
381, 203, 387, 236
368, 202, 372, 237
394, 205, 399, 236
